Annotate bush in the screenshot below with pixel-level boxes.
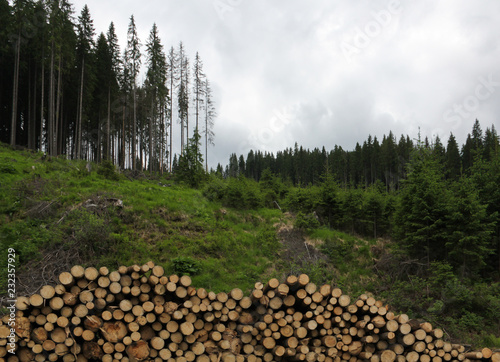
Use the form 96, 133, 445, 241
97, 160, 120, 181
202, 176, 227, 202
294, 211, 320, 231
285, 187, 320, 213
64, 209, 115, 260
0, 163, 17, 174
172, 256, 201, 276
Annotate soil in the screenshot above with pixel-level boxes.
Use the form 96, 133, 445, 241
275, 213, 328, 270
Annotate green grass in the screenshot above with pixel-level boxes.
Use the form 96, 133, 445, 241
0, 143, 283, 294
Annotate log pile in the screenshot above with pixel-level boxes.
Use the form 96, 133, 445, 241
2, 262, 499, 362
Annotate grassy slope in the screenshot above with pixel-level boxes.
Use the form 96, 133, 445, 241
0, 144, 281, 294
1, 144, 499, 347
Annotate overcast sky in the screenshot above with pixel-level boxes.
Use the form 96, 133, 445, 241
72, 0, 500, 168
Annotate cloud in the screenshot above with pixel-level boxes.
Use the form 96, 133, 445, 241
72, 0, 500, 168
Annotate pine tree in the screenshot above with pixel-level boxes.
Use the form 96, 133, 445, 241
445, 133, 461, 180
145, 23, 167, 172
9, 0, 28, 146
93, 33, 112, 161
106, 22, 121, 162
167, 46, 177, 171
125, 15, 141, 169
483, 125, 499, 161
203, 78, 216, 172
192, 52, 205, 133
0, 0, 13, 144
75, 4, 95, 159
176, 130, 205, 187
445, 176, 496, 277
177, 42, 189, 153
394, 143, 449, 265
48, 0, 75, 157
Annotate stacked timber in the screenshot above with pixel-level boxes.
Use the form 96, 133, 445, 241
2, 262, 499, 362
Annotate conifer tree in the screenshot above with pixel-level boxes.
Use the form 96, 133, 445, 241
145, 23, 167, 172
177, 42, 189, 153
167, 46, 177, 171
106, 22, 121, 161
394, 143, 449, 266
445, 176, 495, 277
75, 4, 95, 159
203, 78, 216, 172
445, 133, 461, 180
125, 15, 141, 169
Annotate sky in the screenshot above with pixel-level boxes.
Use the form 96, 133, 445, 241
71, 0, 500, 168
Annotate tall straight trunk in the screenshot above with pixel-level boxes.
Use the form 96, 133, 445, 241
58, 92, 64, 155
77, 57, 85, 159
97, 124, 101, 162
106, 87, 111, 160
132, 84, 137, 170
55, 56, 62, 156
48, 40, 55, 156
28, 63, 33, 149
160, 106, 164, 175
169, 80, 173, 172
40, 50, 45, 151
149, 94, 154, 172
29, 63, 37, 150
10, 35, 21, 146
205, 121, 208, 173
121, 102, 126, 169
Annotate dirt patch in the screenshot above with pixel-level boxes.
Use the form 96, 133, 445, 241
275, 214, 328, 273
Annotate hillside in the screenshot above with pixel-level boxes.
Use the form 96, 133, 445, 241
1, 143, 499, 349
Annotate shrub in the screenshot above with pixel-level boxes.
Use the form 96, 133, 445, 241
97, 160, 120, 181
172, 256, 201, 276
202, 176, 226, 202
294, 211, 320, 231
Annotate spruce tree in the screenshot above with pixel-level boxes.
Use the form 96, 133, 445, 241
125, 15, 141, 169
445, 176, 495, 277
394, 143, 449, 266
203, 78, 216, 172
145, 23, 167, 172
75, 4, 95, 159
445, 133, 461, 180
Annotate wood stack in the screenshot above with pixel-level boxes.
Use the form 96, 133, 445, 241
2, 262, 499, 362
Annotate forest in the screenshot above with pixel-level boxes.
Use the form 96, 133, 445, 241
211, 120, 500, 278
1, 0, 216, 173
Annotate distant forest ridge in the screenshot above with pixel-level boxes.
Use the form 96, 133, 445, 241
222, 120, 499, 189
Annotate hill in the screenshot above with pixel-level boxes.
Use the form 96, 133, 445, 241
1, 143, 499, 349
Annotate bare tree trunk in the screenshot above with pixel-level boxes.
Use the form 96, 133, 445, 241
55, 56, 62, 156
30, 62, 38, 150
132, 84, 137, 170
169, 74, 173, 171
160, 107, 164, 175
40, 50, 45, 152
10, 35, 21, 146
48, 40, 55, 156
77, 57, 85, 159
122, 102, 126, 169
107, 87, 111, 160
149, 94, 154, 172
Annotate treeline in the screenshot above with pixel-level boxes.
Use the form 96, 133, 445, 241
210, 120, 500, 278
224, 120, 498, 190
1, 0, 216, 172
